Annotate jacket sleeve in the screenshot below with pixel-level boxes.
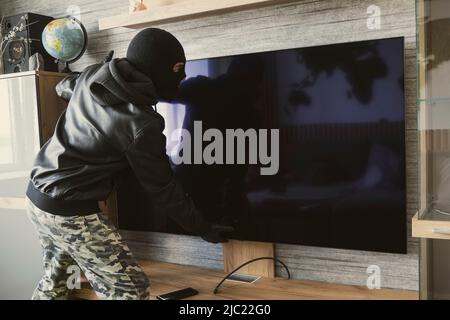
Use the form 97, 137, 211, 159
55, 72, 81, 102
124, 120, 205, 233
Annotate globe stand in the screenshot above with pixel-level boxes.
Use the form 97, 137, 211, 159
58, 60, 72, 73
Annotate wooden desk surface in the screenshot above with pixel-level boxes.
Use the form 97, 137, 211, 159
70, 260, 418, 300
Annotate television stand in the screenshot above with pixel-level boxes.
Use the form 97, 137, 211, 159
69, 260, 418, 300
222, 240, 275, 278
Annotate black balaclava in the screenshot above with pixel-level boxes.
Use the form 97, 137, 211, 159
126, 28, 186, 102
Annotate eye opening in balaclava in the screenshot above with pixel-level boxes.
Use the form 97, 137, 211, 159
126, 28, 186, 102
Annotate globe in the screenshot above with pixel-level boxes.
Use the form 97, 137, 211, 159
42, 17, 87, 64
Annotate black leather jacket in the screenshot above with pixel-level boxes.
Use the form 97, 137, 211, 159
26, 58, 204, 232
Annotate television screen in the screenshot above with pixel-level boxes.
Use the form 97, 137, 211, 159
118, 37, 406, 254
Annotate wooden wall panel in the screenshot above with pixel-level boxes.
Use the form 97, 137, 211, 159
0, 0, 419, 291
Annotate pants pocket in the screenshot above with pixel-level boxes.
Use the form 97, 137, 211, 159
54, 215, 92, 245
84, 213, 121, 243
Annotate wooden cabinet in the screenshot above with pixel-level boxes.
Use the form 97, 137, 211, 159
413, 0, 450, 300
34, 72, 69, 144
0, 70, 67, 298
0, 71, 67, 209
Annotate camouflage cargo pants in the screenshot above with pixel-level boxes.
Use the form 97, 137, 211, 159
25, 197, 150, 300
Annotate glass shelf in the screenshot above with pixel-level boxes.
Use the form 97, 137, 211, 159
421, 208, 450, 222
418, 97, 450, 104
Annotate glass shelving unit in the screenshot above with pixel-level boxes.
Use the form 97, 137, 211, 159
415, 0, 450, 300
417, 0, 450, 220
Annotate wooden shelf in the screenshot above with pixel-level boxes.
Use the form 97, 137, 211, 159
99, 0, 283, 30
0, 70, 64, 80
70, 260, 418, 300
0, 197, 26, 210
413, 212, 450, 240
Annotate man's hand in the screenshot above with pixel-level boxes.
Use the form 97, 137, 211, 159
199, 223, 235, 244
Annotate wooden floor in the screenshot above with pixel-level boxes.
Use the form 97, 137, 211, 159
70, 260, 418, 300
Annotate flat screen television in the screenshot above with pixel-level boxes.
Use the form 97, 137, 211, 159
118, 37, 407, 254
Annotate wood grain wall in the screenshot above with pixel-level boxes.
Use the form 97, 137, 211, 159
0, 0, 419, 291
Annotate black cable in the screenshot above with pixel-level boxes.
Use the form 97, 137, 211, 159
213, 257, 291, 294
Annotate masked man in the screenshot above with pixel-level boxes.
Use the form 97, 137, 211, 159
25, 28, 231, 300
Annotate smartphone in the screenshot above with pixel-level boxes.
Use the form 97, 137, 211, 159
156, 287, 199, 300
